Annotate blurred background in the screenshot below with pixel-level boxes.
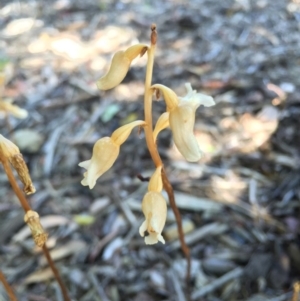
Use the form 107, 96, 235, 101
0, 0, 300, 300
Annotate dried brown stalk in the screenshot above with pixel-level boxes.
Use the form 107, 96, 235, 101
0, 157, 70, 301
0, 269, 18, 301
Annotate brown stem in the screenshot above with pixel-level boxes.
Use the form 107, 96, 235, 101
2, 159, 31, 211
42, 246, 71, 301
143, 25, 191, 281
1, 159, 70, 301
161, 168, 191, 282
0, 270, 18, 301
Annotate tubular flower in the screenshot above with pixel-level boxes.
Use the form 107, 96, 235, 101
97, 44, 148, 90
79, 120, 145, 189
79, 137, 119, 189
152, 83, 215, 162
139, 167, 167, 245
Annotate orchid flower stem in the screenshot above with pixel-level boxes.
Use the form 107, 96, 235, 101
1, 159, 71, 301
0, 270, 18, 301
143, 24, 191, 282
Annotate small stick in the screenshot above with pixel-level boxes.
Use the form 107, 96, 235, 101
0, 269, 18, 301
191, 267, 243, 300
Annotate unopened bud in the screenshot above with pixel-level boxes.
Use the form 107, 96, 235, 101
97, 44, 148, 90
24, 210, 48, 248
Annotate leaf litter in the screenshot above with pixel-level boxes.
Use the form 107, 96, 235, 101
0, 0, 300, 300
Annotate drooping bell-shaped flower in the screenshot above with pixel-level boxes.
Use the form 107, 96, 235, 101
97, 44, 148, 90
139, 166, 167, 245
151, 83, 215, 162
79, 120, 145, 189
79, 137, 119, 189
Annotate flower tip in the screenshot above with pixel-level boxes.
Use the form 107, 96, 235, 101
198, 95, 215, 107
185, 150, 202, 162
144, 233, 165, 245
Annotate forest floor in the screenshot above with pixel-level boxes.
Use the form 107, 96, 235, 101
0, 0, 300, 300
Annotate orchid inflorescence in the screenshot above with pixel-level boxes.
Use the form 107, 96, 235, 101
79, 25, 215, 245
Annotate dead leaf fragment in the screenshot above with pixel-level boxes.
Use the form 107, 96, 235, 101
24, 267, 54, 284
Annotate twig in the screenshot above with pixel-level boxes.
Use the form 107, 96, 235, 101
168, 222, 228, 251
169, 268, 186, 301
88, 270, 110, 301
191, 267, 243, 300
0, 270, 18, 301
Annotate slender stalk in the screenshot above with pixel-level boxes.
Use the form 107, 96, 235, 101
1, 159, 71, 301
42, 246, 70, 301
143, 24, 191, 281
143, 25, 162, 167
0, 270, 18, 301
161, 169, 191, 280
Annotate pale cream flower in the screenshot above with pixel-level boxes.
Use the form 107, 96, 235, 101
152, 83, 215, 162
139, 191, 167, 244
79, 137, 119, 189
79, 120, 145, 189
139, 166, 167, 245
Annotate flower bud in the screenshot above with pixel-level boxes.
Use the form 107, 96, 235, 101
111, 120, 145, 146
24, 210, 48, 248
139, 191, 167, 245
79, 137, 119, 189
153, 112, 169, 141
97, 44, 148, 90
